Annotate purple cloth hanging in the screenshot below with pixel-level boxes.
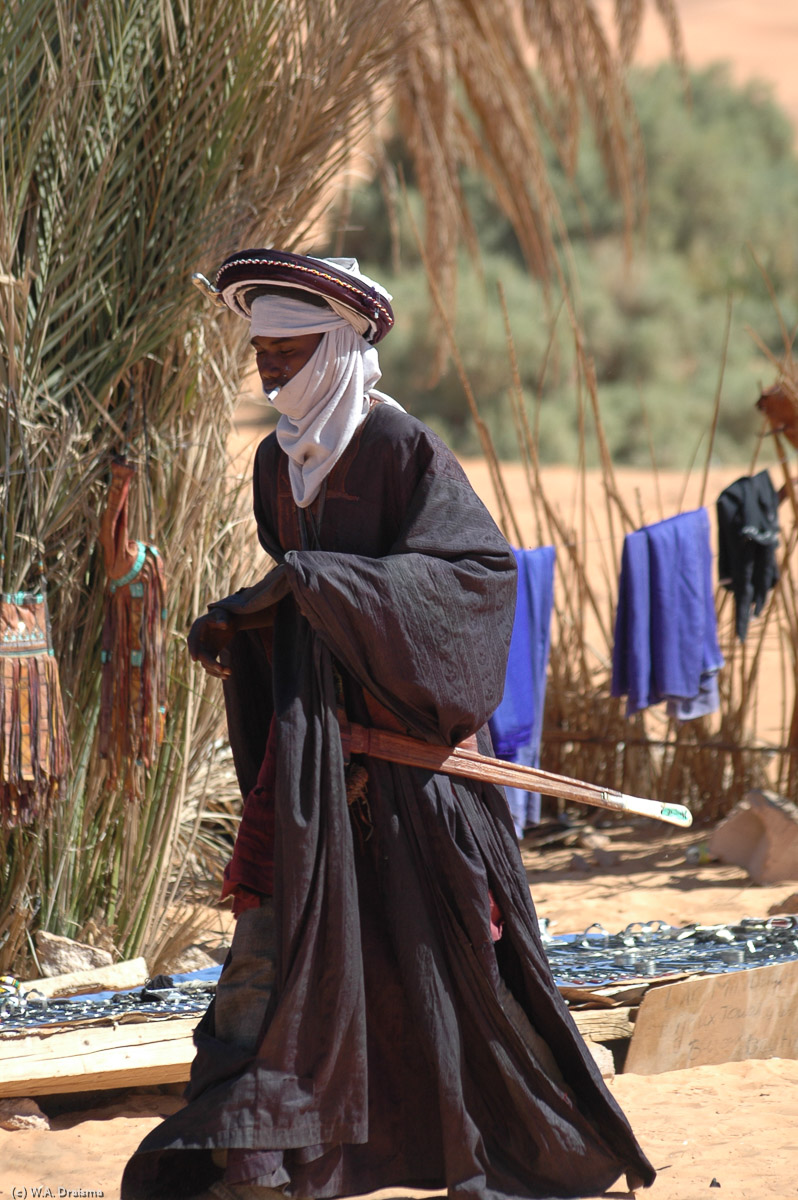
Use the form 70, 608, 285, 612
489, 546, 555, 832
611, 508, 723, 718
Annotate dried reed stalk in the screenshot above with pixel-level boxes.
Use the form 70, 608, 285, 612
467, 280, 794, 820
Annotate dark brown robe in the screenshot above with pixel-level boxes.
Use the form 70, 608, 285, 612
122, 405, 654, 1200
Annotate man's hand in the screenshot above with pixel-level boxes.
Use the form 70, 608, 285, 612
187, 608, 238, 678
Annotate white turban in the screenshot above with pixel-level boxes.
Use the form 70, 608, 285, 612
250, 291, 403, 509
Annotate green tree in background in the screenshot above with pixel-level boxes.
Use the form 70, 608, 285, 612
338, 64, 798, 466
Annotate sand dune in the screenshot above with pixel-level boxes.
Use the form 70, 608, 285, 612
598, 0, 798, 130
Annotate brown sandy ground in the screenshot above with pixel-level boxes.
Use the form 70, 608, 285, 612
597, 0, 798, 131
3, 1054, 798, 1200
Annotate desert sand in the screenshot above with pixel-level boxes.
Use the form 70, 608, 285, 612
4, 1056, 798, 1200
597, 0, 798, 131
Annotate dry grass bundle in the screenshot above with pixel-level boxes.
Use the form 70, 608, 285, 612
390, 0, 683, 296
757, 382, 798, 451
421, 260, 796, 821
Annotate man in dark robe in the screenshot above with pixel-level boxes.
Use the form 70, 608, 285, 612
122, 251, 655, 1200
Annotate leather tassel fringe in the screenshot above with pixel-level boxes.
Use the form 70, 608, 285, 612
0, 636, 71, 827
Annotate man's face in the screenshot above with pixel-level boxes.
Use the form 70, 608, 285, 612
251, 333, 322, 393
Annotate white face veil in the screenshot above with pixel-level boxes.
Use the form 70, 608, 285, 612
250, 285, 403, 509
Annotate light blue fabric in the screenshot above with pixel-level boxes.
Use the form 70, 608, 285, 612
489, 546, 556, 836
612, 508, 723, 718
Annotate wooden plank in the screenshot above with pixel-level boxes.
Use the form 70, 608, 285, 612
0, 1001, 634, 1101
625, 958, 798, 1075
21, 956, 149, 998
559, 973, 694, 1008
571, 1006, 636, 1042
0, 1016, 197, 1098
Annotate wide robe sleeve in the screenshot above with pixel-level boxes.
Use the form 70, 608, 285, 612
280, 465, 518, 745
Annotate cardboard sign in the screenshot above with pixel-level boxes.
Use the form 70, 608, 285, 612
625, 958, 798, 1075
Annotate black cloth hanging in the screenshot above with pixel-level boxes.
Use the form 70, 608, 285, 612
716, 469, 780, 640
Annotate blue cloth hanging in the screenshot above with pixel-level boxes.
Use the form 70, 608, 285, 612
489, 546, 556, 835
611, 508, 723, 719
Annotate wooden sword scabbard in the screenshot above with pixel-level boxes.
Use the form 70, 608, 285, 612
338, 719, 692, 827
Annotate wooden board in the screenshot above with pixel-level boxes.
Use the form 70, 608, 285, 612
0, 1016, 197, 1098
0, 1001, 634, 1101
570, 1006, 636, 1042
20, 956, 149, 998
559, 973, 694, 1008
625, 959, 798, 1075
